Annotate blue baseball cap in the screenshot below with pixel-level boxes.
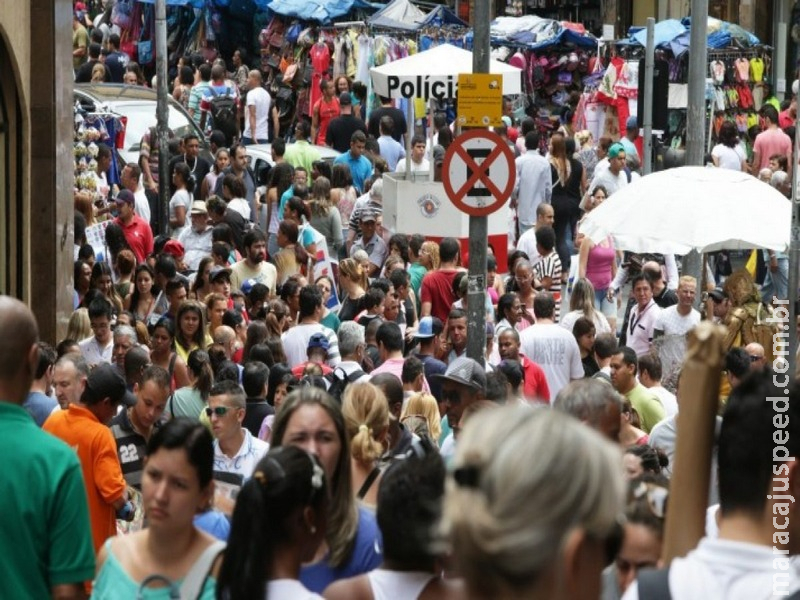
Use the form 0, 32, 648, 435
415, 316, 443, 339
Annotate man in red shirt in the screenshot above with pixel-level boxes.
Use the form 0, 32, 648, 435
420, 237, 462, 323
497, 328, 551, 403
752, 105, 792, 177
114, 189, 153, 263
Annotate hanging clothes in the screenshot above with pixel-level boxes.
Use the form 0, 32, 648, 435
333, 35, 347, 78
356, 33, 370, 84
309, 41, 331, 114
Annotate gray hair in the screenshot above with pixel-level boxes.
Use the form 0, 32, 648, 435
369, 178, 383, 199
113, 324, 138, 343
771, 170, 789, 188
553, 378, 624, 427
55, 353, 90, 379
444, 406, 624, 596
338, 321, 365, 358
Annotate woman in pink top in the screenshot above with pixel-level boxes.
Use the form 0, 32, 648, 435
578, 185, 618, 331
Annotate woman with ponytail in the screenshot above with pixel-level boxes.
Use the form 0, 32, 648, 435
337, 258, 367, 322
341, 382, 389, 509
216, 446, 327, 600
168, 349, 214, 420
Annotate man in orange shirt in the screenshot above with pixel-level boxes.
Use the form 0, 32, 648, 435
43, 363, 137, 552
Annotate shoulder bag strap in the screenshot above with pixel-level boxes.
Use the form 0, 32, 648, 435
356, 466, 381, 500
180, 540, 226, 600
637, 566, 672, 600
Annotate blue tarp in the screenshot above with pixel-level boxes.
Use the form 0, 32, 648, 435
490, 28, 598, 51
418, 5, 467, 28
136, 0, 204, 6
624, 17, 760, 55
265, 0, 377, 22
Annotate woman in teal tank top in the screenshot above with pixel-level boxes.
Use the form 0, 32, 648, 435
92, 419, 224, 598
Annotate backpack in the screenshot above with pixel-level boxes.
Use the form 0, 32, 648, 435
325, 366, 365, 403
730, 301, 781, 363
208, 87, 238, 146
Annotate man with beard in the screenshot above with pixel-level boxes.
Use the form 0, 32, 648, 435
230, 228, 277, 297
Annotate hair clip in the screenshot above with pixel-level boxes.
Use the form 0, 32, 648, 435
358, 424, 370, 434
453, 465, 481, 489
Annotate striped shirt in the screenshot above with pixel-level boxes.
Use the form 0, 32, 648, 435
534, 252, 562, 321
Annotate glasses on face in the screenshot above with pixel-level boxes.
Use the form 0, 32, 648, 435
205, 406, 232, 417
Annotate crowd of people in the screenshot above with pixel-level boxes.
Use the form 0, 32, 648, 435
21, 3, 792, 598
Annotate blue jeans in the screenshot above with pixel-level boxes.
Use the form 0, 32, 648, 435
242, 137, 268, 146
761, 255, 789, 303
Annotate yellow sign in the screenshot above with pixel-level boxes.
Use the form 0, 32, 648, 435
457, 73, 503, 128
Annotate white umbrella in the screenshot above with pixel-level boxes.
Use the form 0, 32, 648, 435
580, 166, 790, 254
369, 44, 522, 100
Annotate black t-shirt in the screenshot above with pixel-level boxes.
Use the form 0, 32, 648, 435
105, 51, 128, 83
325, 114, 367, 154
167, 154, 212, 196
367, 106, 407, 142
223, 208, 247, 254
243, 399, 275, 438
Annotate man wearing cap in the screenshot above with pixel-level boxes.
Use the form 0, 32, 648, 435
376, 115, 405, 171
620, 116, 641, 165
113, 189, 154, 264
120, 162, 152, 227
350, 209, 388, 277
209, 265, 233, 302
178, 200, 213, 271
347, 179, 383, 253
291, 332, 334, 378
110, 366, 170, 491
0, 297, 96, 599
333, 130, 373, 195
325, 92, 367, 154
433, 356, 486, 441
413, 316, 447, 401
242, 69, 271, 146
512, 131, 552, 236
44, 363, 138, 553
230, 228, 278, 297
588, 142, 629, 198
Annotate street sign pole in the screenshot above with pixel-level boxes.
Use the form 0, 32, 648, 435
467, 0, 490, 365
155, 0, 169, 237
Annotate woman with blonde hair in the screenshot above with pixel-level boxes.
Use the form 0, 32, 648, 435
66, 308, 91, 342
445, 406, 625, 600
420, 240, 440, 271
401, 392, 442, 446
309, 176, 343, 256
341, 382, 390, 509
74, 192, 97, 227
560, 277, 611, 334
337, 258, 368, 322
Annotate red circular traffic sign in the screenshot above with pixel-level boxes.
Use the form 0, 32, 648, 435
442, 129, 516, 217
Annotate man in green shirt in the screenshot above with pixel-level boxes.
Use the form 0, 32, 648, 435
0, 296, 95, 598
284, 120, 321, 175
610, 345, 666, 433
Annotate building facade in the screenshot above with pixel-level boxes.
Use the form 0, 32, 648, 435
0, 0, 74, 343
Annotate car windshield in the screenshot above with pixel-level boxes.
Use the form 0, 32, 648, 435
121, 103, 198, 152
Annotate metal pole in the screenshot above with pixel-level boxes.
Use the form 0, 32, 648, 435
466, 0, 490, 365
643, 17, 655, 176
683, 0, 708, 300
155, 0, 170, 237
788, 63, 800, 376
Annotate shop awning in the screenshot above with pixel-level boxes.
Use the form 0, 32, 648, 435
265, 0, 377, 22
368, 0, 427, 31
370, 43, 522, 99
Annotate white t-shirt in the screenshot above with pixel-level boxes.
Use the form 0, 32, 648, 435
267, 579, 323, 600
212, 428, 269, 481
653, 305, 701, 336
589, 167, 628, 197
227, 197, 251, 221
622, 537, 800, 600
711, 143, 746, 171
519, 323, 584, 399
516, 227, 542, 265
79, 335, 113, 366
395, 157, 430, 173
648, 385, 678, 417
281, 323, 340, 369
243, 86, 271, 140
169, 189, 193, 238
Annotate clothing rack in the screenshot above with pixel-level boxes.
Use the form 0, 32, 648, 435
707, 47, 770, 60
327, 21, 365, 29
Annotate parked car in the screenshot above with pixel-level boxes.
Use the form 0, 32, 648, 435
244, 143, 340, 181
74, 83, 212, 167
